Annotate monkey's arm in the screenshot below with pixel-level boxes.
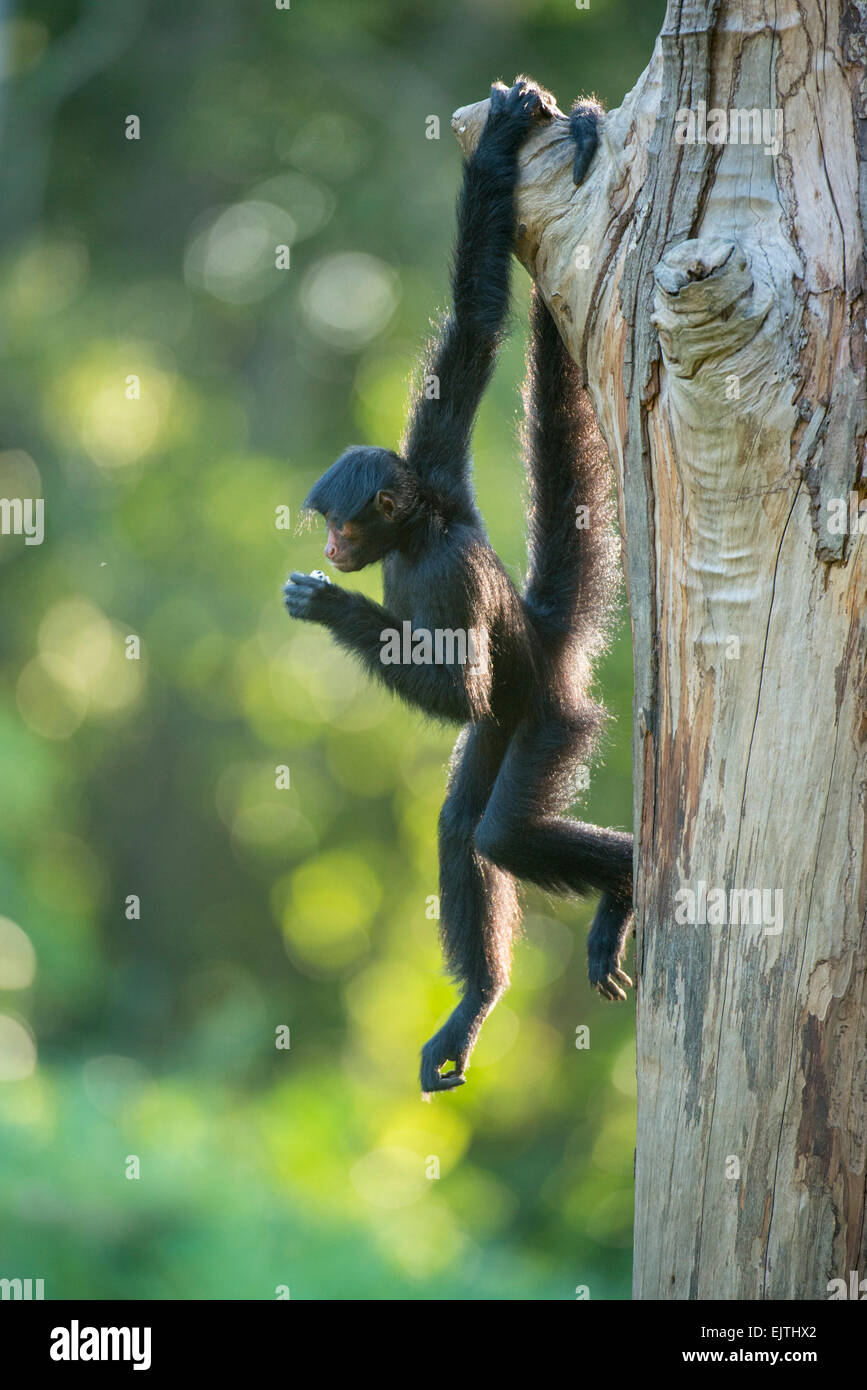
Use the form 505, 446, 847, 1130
402, 79, 557, 499
284, 572, 485, 722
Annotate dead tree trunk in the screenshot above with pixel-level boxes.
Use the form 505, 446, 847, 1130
454, 0, 867, 1300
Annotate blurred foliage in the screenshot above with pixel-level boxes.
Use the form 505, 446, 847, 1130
0, 0, 664, 1300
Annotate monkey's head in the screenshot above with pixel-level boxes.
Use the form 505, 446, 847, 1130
303, 446, 416, 572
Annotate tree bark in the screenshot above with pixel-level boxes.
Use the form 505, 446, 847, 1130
454, 0, 867, 1300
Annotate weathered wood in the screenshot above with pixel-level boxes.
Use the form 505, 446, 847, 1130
455, 0, 867, 1300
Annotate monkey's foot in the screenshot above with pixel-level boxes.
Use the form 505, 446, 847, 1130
592, 963, 633, 1003
486, 77, 560, 142
588, 894, 634, 1002
420, 996, 488, 1096
569, 98, 603, 185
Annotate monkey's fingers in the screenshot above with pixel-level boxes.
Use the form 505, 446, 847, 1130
487, 81, 510, 119
420, 1040, 468, 1095
596, 974, 628, 1003
421, 1060, 467, 1092
509, 77, 560, 121
570, 101, 601, 185
436, 1070, 466, 1089
421, 1073, 467, 1099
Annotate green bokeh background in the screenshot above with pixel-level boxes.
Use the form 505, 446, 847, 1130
0, 0, 663, 1300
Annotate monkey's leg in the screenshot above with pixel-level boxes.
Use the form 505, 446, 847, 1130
473, 713, 634, 1000
421, 721, 517, 1094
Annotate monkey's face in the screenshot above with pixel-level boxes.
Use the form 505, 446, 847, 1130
323, 516, 367, 572
305, 446, 407, 572
321, 489, 400, 572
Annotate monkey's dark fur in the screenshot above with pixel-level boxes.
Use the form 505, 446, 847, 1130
285, 79, 634, 1094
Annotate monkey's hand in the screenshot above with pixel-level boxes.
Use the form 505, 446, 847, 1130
420, 994, 489, 1097
587, 893, 634, 1003
483, 77, 560, 152
568, 98, 602, 186
283, 570, 339, 625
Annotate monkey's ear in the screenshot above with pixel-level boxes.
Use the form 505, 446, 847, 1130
375, 490, 396, 519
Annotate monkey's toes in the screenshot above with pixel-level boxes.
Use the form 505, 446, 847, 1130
594, 968, 633, 1003
420, 1037, 468, 1095
510, 76, 559, 120
421, 1069, 467, 1098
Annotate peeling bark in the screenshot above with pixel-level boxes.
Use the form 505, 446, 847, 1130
455, 0, 866, 1300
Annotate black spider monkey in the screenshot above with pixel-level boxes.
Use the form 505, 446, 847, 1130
285, 78, 634, 1094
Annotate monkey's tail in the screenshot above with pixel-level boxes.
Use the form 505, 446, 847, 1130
521, 287, 619, 669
